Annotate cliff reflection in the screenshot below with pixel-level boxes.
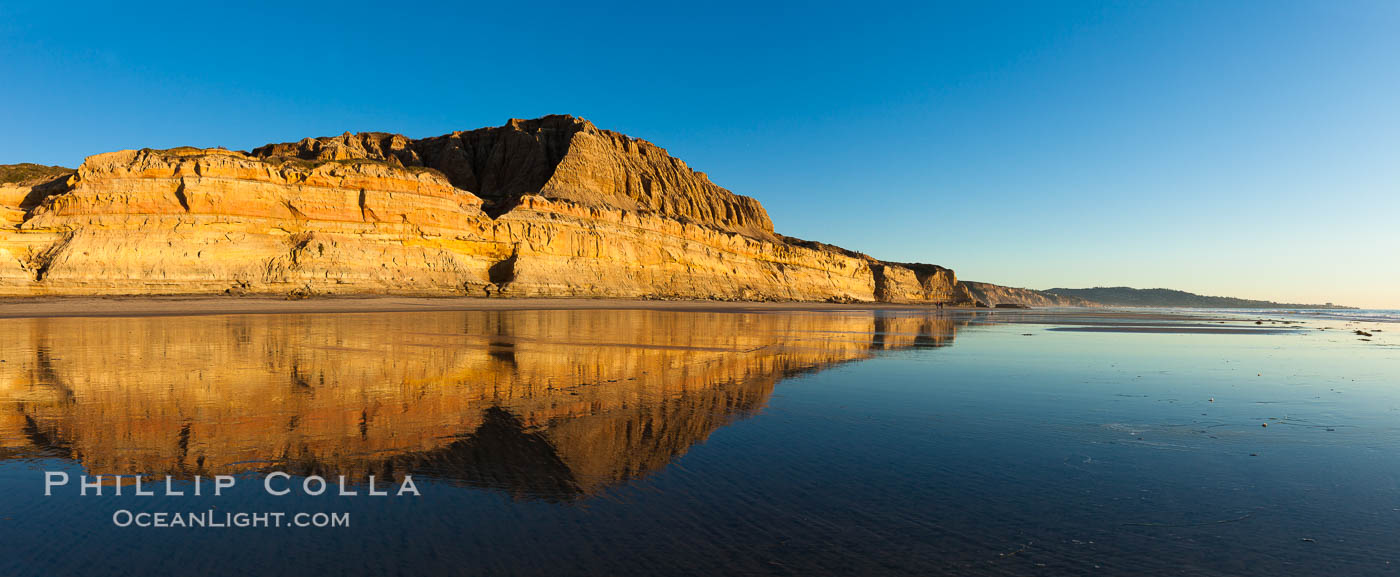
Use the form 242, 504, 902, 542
0, 309, 965, 500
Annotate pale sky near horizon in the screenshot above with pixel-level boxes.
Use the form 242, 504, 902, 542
2, 1, 1396, 307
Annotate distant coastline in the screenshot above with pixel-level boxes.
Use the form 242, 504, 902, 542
1043, 286, 1355, 310
957, 282, 1351, 309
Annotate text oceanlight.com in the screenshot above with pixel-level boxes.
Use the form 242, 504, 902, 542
112, 510, 351, 528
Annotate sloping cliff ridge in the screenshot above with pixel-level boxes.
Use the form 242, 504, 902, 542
960, 281, 1099, 308
0, 115, 974, 303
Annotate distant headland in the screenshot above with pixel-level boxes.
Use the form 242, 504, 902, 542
1042, 287, 1354, 309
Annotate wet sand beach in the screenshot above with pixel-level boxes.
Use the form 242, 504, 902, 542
0, 295, 1291, 325
1, 302, 1394, 576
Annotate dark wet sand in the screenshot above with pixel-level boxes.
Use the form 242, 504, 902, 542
0, 295, 1311, 337
1049, 326, 1302, 334
1, 298, 1387, 576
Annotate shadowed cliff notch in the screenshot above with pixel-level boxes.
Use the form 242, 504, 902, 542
414, 117, 578, 216
250, 115, 776, 234
488, 253, 518, 286
251, 120, 572, 216
0, 165, 74, 228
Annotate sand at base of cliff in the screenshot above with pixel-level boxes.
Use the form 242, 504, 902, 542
0, 296, 976, 319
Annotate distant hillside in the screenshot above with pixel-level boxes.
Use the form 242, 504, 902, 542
1044, 287, 1352, 309
960, 282, 1098, 308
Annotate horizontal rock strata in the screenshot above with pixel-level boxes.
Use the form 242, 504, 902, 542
1, 116, 974, 304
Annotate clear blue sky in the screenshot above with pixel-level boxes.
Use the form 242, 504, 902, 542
2, 1, 1396, 307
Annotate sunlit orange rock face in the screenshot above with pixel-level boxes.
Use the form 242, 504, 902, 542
0, 115, 974, 304
0, 310, 964, 498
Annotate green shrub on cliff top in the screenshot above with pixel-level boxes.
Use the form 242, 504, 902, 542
0, 163, 74, 185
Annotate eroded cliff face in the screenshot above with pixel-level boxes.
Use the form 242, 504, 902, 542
0, 116, 972, 304
0, 166, 74, 291
252, 115, 774, 236
9, 148, 500, 295
874, 263, 976, 304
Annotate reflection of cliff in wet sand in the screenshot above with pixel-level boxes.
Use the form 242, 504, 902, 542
0, 310, 964, 499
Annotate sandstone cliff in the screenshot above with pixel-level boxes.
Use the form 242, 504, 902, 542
960, 281, 1099, 308
0, 116, 973, 304
251, 116, 774, 236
